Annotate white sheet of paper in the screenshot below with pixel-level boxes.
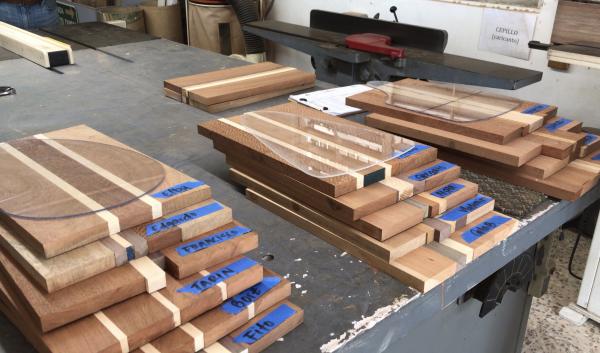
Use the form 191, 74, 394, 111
289, 85, 372, 116
478, 8, 537, 60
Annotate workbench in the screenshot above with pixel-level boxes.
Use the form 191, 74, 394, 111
1, 23, 599, 353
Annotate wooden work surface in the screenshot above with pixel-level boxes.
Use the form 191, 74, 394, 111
0, 125, 211, 258
0, 255, 263, 353
164, 62, 315, 113
346, 80, 546, 144
199, 102, 432, 197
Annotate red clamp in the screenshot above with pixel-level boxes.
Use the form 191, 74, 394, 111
345, 33, 405, 59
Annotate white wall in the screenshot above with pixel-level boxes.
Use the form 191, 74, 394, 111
270, 0, 600, 127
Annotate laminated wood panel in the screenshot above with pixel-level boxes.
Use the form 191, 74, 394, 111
0, 125, 211, 258
366, 113, 542, 167
199, 102, 432, 197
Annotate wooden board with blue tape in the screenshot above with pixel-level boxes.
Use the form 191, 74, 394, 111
132, 269, 291, 353
0, 255, 263, 353
0, 125, 211, 258
199, 102, 436, 197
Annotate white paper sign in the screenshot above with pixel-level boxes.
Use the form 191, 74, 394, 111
478, 8, 537, 60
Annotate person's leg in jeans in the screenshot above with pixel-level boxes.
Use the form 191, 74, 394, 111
0, 0, 58, 29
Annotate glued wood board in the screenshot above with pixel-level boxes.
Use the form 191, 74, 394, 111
0, 21, 73, 68
0, 245, 162, 332
199, 102, 431, 197
164, 61, 315, 112
347, 82, 531, 144
164, 221, 259, 279
439, 150, 599, 201
408, 178, 479, 218
1, 255, 263, 353
133, 269, 291, 353
233, 168, 436, 264
245, 184, 456, 292
0, 125, 211, 258
366, 113, 542, 167
0, 198, 230, 293
441, 211, 519, 263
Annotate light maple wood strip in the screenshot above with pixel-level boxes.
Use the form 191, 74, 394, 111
441, 211, 519, 263
1, 125, 212, 258
366, 113, 542, 167
164, 221, 259, 279
347, 84, 525, 144
438, 149, 599, 201
0, 20, 73, 68
131, 269, 291, 353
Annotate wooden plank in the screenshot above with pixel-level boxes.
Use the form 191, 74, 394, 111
517, 102, 558, 122
408, 178, 479, 217
580, 133, 600, 158
133, 269, 291, 353
4, 256, 263, 353
0, 21, 73, 68
441, 211, 519, 263
0, 198, 231, 293
365, 113, 542, 167
245, 186, 455, 292
164, 62, 315, 105
0, 245, 162, 333
552, 1, 600, 45
397, 159, 461, 194
199, 102, 430, 197
519, 155, 569, 180
438, 149, 599, 201
429, 194, 496, 241
522, 132, 574, 160
543, 116, 582, 133
164, 221, 259, 279
0, 125, 211, 258
347, 83, 529, 144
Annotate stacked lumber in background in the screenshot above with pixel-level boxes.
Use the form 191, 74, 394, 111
346, 79, 600, 201
0, 21, 73, 68
0, 125, 302, 353
164, 62, 315, 113
199, 102, 520, 292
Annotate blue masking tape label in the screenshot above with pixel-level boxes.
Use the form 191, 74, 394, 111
545, 118, 572, 133
461, 215, 512, 244
439, 194, 493, 222
177, 257, 257, 295
126, 247, 135, 261
521, 104, 549, 115
584, 134, 598, 146
394, 144, 430, 159
152, 180, 205, 199
409, 161, 455, 182
592, 153, 600, 161
431, 183, 465, 199
221, 276, 281, 315
146, 202, 224, 237
234, 304, 296, 344
176, 226, 252, 257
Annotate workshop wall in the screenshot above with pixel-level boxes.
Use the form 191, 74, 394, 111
270, 0, 600, 127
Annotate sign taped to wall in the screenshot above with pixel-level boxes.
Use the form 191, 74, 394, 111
478, 8, 537, 60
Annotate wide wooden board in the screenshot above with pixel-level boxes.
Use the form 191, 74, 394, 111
0, 198, 231, 293
134, 269, 291, 353
2, 255, 263, 353
347, 82, 536, 144
0, 125, 211, 258
199, 102, 432, 197
366, 113, 542, 167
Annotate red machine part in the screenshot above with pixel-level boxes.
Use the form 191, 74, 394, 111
345, 33, 405, 59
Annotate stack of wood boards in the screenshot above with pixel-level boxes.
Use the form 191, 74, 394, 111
198, 102, 520, 292
164, 62, 316, 113
0, 21, 74, 68
346, 79, 600, 201
0, 125, 303, 353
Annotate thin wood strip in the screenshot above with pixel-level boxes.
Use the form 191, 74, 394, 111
140, 344, 162, 353
35, 134, 163, 219
0, 142, 121, 234
130, 257, 166, 293
94, 311, 129, 353
152, 292, 182, 327
180, 323, 205, 351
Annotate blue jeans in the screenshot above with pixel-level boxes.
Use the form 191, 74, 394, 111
0, 0, 59, 29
